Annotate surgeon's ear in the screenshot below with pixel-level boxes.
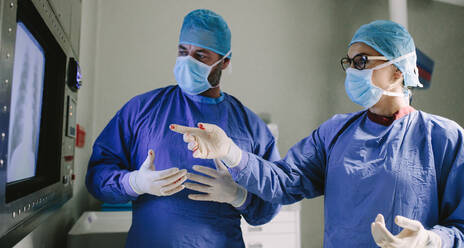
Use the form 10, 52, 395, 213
221, 58, 230, 70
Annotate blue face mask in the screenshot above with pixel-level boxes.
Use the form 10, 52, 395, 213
344, 52, 414, 108
173, 51, 231, 95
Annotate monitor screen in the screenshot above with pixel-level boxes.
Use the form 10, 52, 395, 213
7, 22, 45, 183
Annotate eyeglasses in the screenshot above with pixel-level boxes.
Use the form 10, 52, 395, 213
340, 54, 388, 71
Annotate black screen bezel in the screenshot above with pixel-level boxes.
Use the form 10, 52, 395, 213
5, 0, 66, 203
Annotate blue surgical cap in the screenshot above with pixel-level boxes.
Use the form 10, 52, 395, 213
349, 20, 422, 87
179, 9, 231, 58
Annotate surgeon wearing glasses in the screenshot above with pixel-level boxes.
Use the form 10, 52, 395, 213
171, 20, 464, 247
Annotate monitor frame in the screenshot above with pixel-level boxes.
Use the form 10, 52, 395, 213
5, 0, 66, 203
0, 0, 79, 246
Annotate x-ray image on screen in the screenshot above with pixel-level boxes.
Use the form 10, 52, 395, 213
7, 22, 45, 183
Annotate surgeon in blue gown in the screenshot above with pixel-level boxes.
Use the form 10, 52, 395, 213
86, 9, 281, 248
172, 20, 464, 248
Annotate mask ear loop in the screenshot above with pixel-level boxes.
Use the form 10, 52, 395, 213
221, 51, 232, 75
210, 50, 232, 89
211, 50, 232, 68
372, 52, 416, 70
382, 84, 404, 96
372, 52, 416, 97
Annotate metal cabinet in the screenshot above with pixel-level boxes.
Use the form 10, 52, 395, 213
48, 0, 71, 37
70, 0, 81, 58
47, 0, 80, 58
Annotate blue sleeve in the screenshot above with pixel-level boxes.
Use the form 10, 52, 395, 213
85, 100, 140, 204
431, 126, 464, 248
237, 136, 283, 226
230, 127, 326, 205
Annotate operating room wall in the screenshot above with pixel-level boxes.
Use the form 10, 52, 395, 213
12, 0, 99, 247
326, 0, 464, 126
91, 0, 464, 248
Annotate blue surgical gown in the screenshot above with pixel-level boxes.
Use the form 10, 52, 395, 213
229, 110, 464, 247
86, 85, 281, 248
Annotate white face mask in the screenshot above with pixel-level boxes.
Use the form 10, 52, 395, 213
344, 52, 415, 108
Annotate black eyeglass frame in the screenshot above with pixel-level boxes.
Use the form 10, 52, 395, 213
340, 54, 388, 71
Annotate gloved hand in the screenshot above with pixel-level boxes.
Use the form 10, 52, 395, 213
371, 214, 442, 248
184, 159, 247, 208
169, 123, 242, 167
128, 150, 188, 196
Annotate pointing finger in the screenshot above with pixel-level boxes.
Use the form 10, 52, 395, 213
197, 123, 218, 133
170, 124, 203, 136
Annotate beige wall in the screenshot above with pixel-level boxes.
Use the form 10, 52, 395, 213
12, 0, 99, 247
408, 0, 464, 125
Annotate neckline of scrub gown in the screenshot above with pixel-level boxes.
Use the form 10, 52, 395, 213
367, 106, 416, 126
183, 90, 225, 104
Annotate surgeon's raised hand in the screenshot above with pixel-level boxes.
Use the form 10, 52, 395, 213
371, 214, 442, 248
184, 159, 247, 207
169, 123, 242, 167
128, 150, 188, 196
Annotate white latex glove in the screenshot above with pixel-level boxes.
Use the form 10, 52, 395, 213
184, 159, 247, 208
128, 150, 188, 196
371, 214, 442, 248
169, 123, 242, 167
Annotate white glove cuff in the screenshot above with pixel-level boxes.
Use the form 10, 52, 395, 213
128, 171, 143, 195
221, 139, 242, 168
231, 185, 247, 208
